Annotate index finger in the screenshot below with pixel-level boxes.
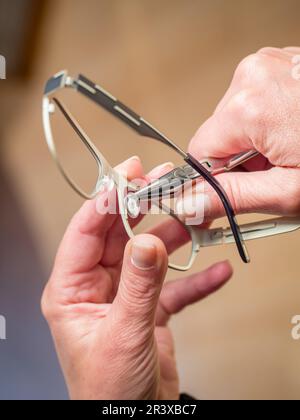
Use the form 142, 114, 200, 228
53, 156, 144, 276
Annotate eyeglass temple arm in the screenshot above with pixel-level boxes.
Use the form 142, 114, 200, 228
44, 71, 248, 263
44, 71, 187, 157
196, 217, 300, 247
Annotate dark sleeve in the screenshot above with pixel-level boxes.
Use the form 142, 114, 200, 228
180, 393, 196, 400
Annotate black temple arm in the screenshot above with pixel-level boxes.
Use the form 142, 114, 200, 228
185, 153, 250, 264
75, 74, 185, 156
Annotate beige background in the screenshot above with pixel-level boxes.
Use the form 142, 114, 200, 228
2, 0, 300, 399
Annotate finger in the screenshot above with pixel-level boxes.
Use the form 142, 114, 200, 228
101, 162, 174, 266
215, 47, 278, 113
240, 153, 271, 172
176, 166, 300, 221
112, 234, 168, 338
189, 48, 297, 162
257, 47, 295, 60
156, 261, 233, 326
105, 214, 198, 270
53, 156, 144, 277
188, 92, 255, 160
214, 50, 282, 115
283, 46, 300, 54
147, 217, 191, 255
189, 51, 289, 161
214, 72, 245, 115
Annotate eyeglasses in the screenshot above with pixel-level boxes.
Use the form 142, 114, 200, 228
43, 70, 300, 271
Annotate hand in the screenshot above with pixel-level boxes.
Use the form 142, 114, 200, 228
42, 157, 232, 400
188, 47, 300, 220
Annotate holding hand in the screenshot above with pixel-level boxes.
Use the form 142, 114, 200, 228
189, 47, 300, 220
42, 157, 232, 400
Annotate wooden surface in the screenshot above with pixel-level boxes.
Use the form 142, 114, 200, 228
2, 0, 300, 399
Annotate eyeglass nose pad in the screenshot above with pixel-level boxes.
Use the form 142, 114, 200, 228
96, 175, 115, 194
48, 102, 56, 114
125, 194, 141, 218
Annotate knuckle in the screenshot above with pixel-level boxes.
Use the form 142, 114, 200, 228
235, 54, 258, 77
227, 89, 250, 114
279, 174, 300, 215
41, 289, 51, 320
257, 46, 280, 56
235, 53, 270, 84
40, 284, 57, 322
227, 89, 265, 126
188, 133, 199, 156
188, 119, 213, 158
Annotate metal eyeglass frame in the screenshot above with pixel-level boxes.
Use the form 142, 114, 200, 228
42, 70, 300, 271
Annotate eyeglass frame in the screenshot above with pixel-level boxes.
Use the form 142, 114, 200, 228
42, 70, 300, 270
43, 70, 250, 262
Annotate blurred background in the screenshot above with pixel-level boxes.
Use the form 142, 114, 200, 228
0, 0, 300, 400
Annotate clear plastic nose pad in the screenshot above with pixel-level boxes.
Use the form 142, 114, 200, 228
48, 102, 56, 114
96, 175, 115, 194
125, 193, 141, 218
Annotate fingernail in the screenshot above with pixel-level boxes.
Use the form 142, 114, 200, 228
155, 162, 174, 172
126, 155, 140, 163
117, 156, 141, 178
131, 237, 157, 270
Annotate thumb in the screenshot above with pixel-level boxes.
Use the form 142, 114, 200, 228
112, 234, 168, 336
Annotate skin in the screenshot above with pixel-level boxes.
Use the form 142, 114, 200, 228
42, 46, 300, 399
186, 47, 300, 220
42, 156, 232, 400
